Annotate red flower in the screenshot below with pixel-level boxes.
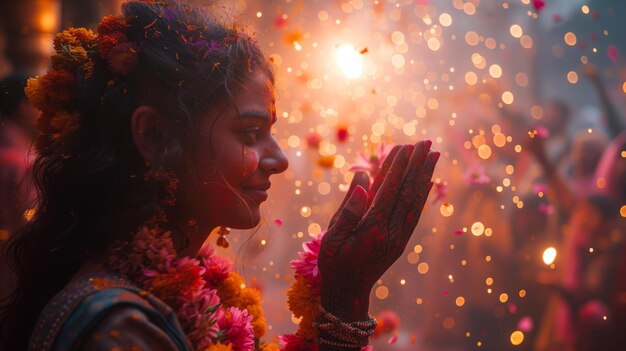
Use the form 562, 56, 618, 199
278, 334, 319, 351
98, 15, 128, 35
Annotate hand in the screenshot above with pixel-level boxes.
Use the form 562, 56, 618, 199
318, 141, 439, 321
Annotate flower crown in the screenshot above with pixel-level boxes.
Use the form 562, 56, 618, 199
25, 1, 240, 154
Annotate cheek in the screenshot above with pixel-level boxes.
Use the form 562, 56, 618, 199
241, 149, 259, 178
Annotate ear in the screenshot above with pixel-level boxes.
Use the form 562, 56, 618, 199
131, 105, 169, 166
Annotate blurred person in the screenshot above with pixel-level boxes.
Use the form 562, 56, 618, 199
0, 72, 37, 239
553, 195, 624, 351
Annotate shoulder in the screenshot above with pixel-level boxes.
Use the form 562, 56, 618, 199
74, 306, 183, 351
29, 271, 192, 351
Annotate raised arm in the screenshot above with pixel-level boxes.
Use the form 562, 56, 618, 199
317, 141, 439, 350
583, 64, 625, 138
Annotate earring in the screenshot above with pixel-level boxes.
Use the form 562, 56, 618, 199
216, 226, 231, 248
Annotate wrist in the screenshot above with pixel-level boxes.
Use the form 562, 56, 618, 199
320, 285, 371, 322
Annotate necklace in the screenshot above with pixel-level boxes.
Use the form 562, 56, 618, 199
107, 224, 277, 351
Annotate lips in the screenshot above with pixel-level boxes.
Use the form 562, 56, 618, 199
242, 183, 271, 203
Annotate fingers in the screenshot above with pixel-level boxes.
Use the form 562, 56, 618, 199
328, 171, 370, 228
395, 140, 432, 214
323, 185, 368, 255
367, 144, 413, 217
367, 145, 401, 208
401, 151, 439, 239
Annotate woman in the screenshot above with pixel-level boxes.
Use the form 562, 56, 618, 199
0, 1, 439, 350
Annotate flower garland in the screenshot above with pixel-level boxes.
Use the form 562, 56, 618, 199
279, 231, 373, 351
107, 223, 278, 351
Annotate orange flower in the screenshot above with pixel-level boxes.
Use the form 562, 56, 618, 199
49, 111, 80, 140
53, 28, 96, 51
24, 77, 47, 111
216, 272, 267, 338
204, 342, 233, 351
51, 45, 89, 72
97, 32, 128, 60
260, 343, 280, 351
108, 43, 138, 75
217, 271, 245, 304
287, 276, 320, 322
98, 15, 128, 35
40, 70, 75, 104
297, 314, 318, 340
25, 71, 75, 112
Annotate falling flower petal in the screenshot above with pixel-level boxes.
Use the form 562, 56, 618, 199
336, 125, 349, 142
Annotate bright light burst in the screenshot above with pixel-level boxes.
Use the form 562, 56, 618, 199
542, 247, 557, 265
335, 44, 363, 78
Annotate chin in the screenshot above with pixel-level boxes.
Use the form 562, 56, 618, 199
225, 205, 261, 229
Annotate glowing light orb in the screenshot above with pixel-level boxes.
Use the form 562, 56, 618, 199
543, 247, 557, 265
510, 330, 524, 346
335, 44, 363, 78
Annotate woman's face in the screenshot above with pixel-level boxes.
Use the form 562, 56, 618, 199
177, 72, 288, 230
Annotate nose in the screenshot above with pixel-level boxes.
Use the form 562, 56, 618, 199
259, 138, 289, 174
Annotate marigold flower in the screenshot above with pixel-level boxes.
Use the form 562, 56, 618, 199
49, 111, 80, 140
108, 42, 138, 75
53, 28, 96, 51
259, 343, 280, 351
286, 276, 320, 324
51, 45, 89, 72
97, 32, 128, 59
215, 272, 266, 338
41, 70, 75, 103
98, 15, 128, 35
205, 343, 233, 351
217, 271, 245, 305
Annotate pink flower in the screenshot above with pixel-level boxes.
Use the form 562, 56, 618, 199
533, 183, 548, 195
143, 257, 205, 305
336, 126, 349, 143
305, 132, 322, 149
349, 142, 396, 179
539, 203, 555, 215
278, 334, 319, 351
290, 232, 325, 292
532, 0, 545, 12
198, 245, 232, 288
179, 287, 221, 349
463, 165, 490, 185
517, 316, 534, 332
217, 307, 255, 351
431, 182, 448, 203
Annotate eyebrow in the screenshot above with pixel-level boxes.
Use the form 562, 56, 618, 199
237, 110, 277, 124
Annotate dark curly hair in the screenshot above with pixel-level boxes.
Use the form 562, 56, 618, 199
0, 1, 274, 349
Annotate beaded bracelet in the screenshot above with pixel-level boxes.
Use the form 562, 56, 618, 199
313, 306, 377, 348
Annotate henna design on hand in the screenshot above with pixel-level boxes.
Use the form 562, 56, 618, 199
318, 140, 440, 323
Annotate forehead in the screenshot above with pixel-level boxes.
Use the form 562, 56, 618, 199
233, 72, 275, 111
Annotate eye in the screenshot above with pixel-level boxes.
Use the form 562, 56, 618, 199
241, 127, 263, 144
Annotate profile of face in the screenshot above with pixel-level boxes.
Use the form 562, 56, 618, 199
176, 72, 289, 230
